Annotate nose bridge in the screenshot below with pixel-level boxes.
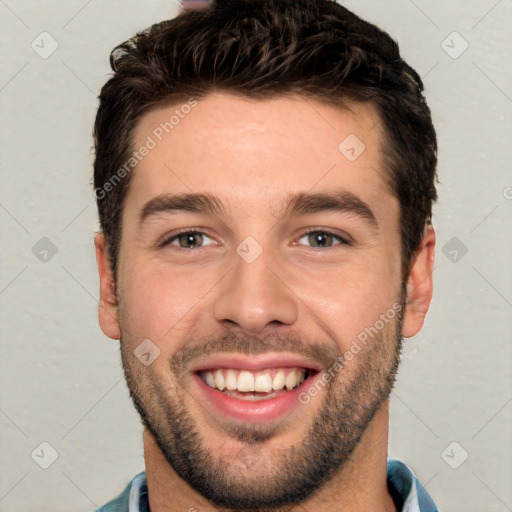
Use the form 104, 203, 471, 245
212, 240, 299, 333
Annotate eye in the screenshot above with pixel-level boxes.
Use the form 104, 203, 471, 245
162, 230, 215, 249
297, 230, 349, 248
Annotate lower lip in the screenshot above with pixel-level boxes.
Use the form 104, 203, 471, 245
192, 373, 317, 423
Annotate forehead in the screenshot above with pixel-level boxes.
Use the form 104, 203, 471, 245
127, 92, 394, 216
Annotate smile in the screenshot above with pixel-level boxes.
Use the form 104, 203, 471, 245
199, 367, 311, 400
190, 355, 321, 422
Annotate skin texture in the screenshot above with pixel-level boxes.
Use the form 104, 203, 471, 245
95, 93, 435, 511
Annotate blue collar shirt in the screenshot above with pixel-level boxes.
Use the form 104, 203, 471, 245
96, 458, 440, 511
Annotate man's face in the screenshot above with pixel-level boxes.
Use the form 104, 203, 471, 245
99, 93, 416, 507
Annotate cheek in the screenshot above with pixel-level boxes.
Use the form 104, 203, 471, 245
118, 257, 221, 347
291, 257, 401, 351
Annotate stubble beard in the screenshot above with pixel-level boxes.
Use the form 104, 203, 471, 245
120, 305, 404, 511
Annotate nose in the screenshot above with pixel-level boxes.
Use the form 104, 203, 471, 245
212, 246, 299, 334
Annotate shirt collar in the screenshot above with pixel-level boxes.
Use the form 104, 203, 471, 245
387, 458, 440, 512
125, 459, 439, 512
128, 472, 149, 512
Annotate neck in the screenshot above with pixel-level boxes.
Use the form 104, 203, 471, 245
144, 400, 396, 512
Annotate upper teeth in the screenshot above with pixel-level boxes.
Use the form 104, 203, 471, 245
200, 368, 307, 392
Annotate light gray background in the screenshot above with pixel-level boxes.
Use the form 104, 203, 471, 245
1, 1, 511, 511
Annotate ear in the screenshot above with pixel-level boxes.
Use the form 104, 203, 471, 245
94, 233, 121, 340
402, 226, 436, 338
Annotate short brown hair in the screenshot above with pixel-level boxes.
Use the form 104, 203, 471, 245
93, 0, 437, 278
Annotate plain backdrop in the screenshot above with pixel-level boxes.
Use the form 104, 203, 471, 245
0, 1, 511, 511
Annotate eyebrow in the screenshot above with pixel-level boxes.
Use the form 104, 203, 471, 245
284, 190, 378, 230
139, 193, 226, 225
138, 189, 378, 230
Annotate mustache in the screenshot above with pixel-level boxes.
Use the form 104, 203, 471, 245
170, 332, 341, 375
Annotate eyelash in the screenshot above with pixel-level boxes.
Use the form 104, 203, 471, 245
159, 228, 351, 250
159, 229, 216, 249
297, 229, 351, 248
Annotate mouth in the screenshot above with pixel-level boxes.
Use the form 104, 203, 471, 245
199, 367, 313, 400
190, 355, 321, 422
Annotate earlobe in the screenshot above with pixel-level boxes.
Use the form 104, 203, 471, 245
94, 233, 121, 340
402, 226, 436, 338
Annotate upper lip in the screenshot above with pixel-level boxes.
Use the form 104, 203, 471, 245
189, 352, 322, 373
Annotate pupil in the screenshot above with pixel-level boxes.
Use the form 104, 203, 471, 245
180, 232, 202, 248
310, 232, 331, 247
